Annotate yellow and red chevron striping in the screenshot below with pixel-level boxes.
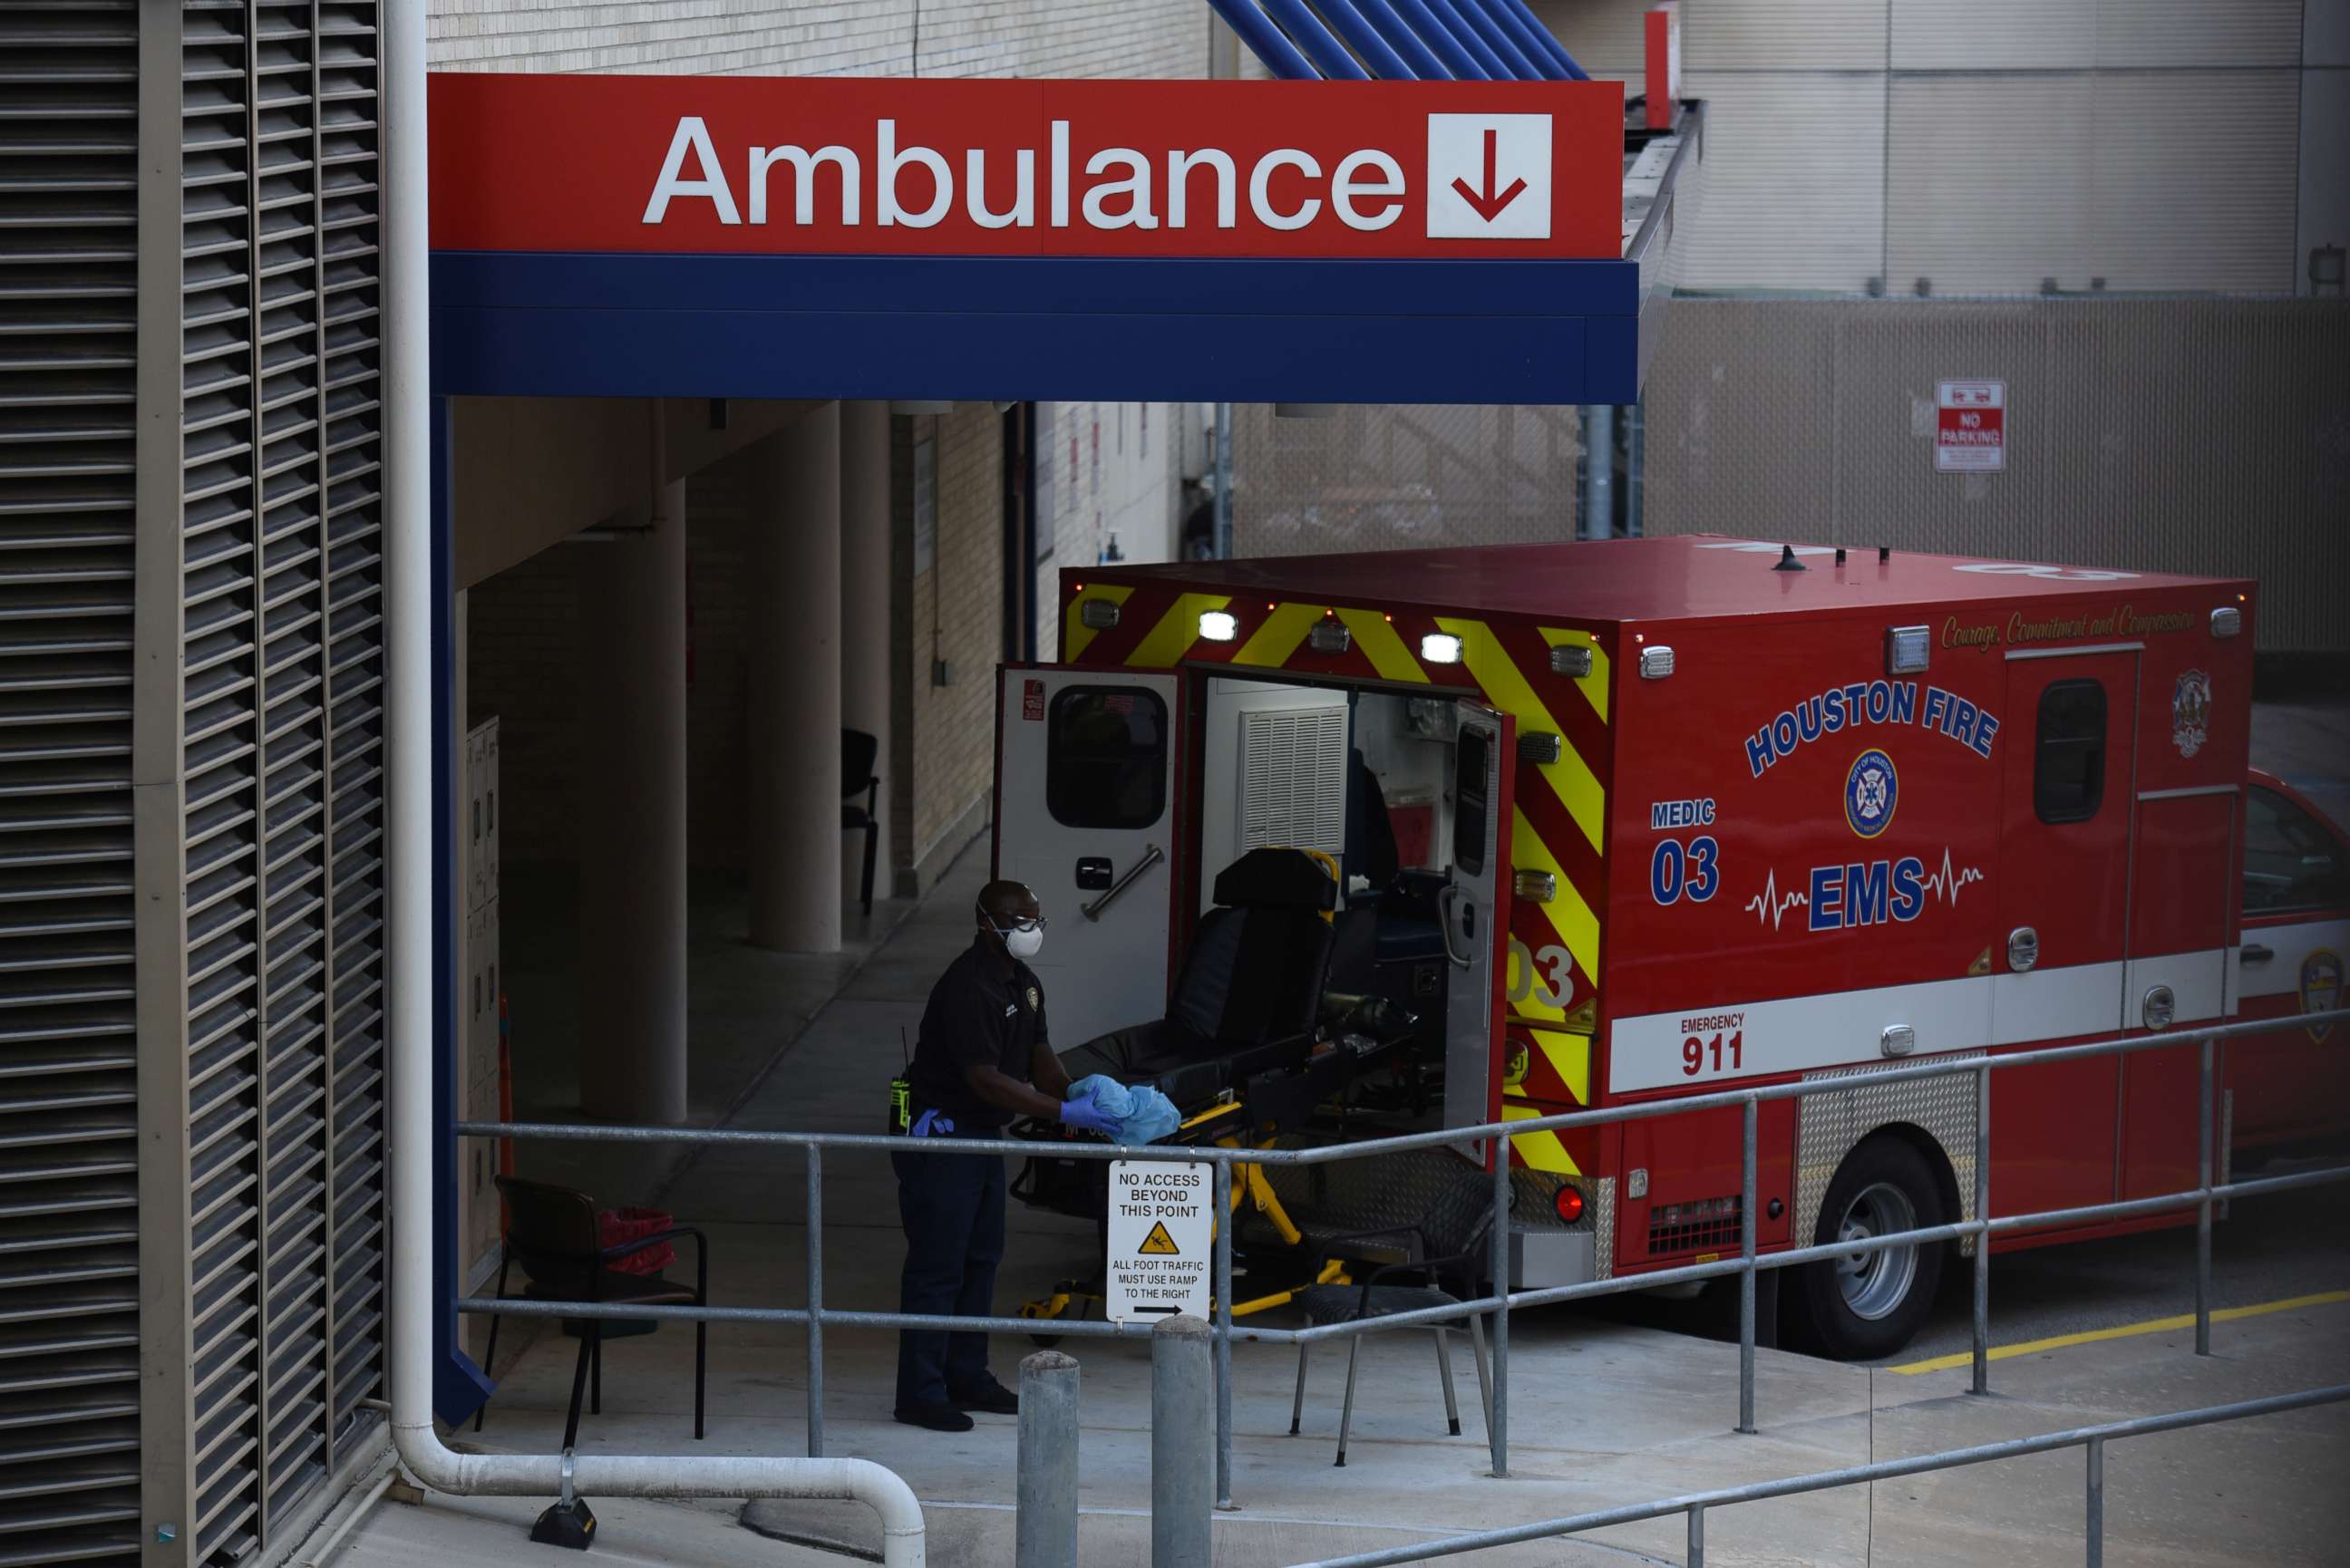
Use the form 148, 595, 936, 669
1490, 621, 1613, 775
1064, 584, 1614, 1175
1503, 1025, 1601, 1175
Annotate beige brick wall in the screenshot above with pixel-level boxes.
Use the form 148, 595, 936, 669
465, 547, 580, 866
682, 457, 757, 870
430, 0, 1210, 78
894, 407, 1005, 876
464, 459, 760, 871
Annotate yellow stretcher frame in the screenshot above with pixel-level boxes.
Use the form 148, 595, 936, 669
1018, 1100, 1349, 1329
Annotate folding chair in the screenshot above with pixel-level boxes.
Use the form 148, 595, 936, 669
475, 1176, 709, 1445
1289, 1172, 1508, 1466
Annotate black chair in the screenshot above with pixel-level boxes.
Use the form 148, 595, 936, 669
843, 728, 880, 916
1055, 847, 1337, 1108
1289, 1172, 1510, 1466
475, 1176, 709, 1446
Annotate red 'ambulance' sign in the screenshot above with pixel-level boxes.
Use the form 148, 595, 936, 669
428, 75, 1625, 260
1935, 380, 2005, 473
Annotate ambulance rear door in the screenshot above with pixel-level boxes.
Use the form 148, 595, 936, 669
1990, 647, 2139, 1222
1443, 702, 1518, 1145
995, 668, 1184, 1050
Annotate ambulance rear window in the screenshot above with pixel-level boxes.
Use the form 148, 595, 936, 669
2034, 680, 2106, 824
1046, 686, 1168, 828
1454, 724, 1491, 876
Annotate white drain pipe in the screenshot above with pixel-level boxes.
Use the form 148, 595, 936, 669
381, 6, 925, 1563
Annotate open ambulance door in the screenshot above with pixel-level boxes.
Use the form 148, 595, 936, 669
1442, 702, 1517, 1151
995, 667, 1184, 1050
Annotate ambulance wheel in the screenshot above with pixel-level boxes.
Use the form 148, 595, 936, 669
1793, 1137, 1944, 1360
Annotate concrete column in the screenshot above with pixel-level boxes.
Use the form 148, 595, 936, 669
748, 403, 844, 952
577, 467, 690, 1125
839, 401, 891, 913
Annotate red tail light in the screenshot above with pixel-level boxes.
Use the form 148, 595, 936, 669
1554, 1185, 1586, 1224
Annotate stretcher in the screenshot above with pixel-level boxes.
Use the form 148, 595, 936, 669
1009, 847, 1423, 1329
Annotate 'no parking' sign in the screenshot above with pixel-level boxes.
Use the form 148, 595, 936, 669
1935, 380, 2005, 473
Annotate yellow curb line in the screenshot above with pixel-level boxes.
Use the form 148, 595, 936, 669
1886, 1289, 2350, 1374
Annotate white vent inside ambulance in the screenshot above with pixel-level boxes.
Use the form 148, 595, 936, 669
1240, 705, 1348, 857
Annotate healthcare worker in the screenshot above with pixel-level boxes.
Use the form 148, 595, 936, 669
892, 879, 1123, 1431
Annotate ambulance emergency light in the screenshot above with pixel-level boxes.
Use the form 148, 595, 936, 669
1885, 624, 1931, 675
1198, 609, 1238, 642
1420, 633, 1462, 664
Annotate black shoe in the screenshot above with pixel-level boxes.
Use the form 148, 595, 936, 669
893, 1400, 974, 1433
948, 1376, 1019, 1416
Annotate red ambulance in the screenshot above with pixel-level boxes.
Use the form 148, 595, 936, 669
994, 536, 2347, 1356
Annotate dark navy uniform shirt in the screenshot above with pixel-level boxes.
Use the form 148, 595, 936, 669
908, 935, 1050, 1131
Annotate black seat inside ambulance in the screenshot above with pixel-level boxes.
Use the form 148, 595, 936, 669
1056, 847, 1337, 1108
1333, 748, 1449, 1007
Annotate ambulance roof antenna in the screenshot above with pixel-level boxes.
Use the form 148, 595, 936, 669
1772, 543, 1807, 572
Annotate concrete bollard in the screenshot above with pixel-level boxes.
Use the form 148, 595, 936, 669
1016, 1350, 1081, 1568
1151, 1315, 1213, 1568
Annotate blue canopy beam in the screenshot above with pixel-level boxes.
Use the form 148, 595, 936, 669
1202, 0, 1320, 79
1259, 0, 1374, 80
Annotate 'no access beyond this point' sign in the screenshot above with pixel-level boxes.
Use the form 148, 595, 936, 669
1935, 380, 2005, 473
1106, 1159, 1211, 1322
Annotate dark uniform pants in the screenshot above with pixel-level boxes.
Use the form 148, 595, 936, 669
892, 1144, 1006, 1409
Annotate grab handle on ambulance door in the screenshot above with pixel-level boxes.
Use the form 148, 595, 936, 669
1082, 843, 1164, 922
1436, 882, 1474, 969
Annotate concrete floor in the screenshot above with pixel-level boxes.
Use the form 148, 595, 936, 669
391, 1253, 2350, 1567
494, 855, 933, 1203
386, 704, 2350, 1565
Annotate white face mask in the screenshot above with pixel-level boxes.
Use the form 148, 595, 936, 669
985, 910, 1046, 960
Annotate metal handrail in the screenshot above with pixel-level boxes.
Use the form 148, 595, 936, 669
1278, 1382, 2350, 1568
457, 1003, 2350, 1505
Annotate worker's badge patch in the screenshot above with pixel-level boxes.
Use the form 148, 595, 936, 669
1844, 748, 1898, 839
1025, 985, 1040, 1013
2172, 669, 2212, 759
2303, 950, 2342, 1043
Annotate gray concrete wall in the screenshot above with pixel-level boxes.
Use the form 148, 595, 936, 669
1639, 296, 2350, 653
1529, 0, 2323, 295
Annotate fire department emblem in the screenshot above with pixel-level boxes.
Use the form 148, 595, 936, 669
2171, 669, 2212, 759
1025, 985, 1041, 1012
1503, 1040, 1531, 1088
1844, 749, 1898, 839
2305, 950, 2342, 1044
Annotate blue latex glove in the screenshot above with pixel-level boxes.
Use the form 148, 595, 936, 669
1059, 1098, 1124, 1137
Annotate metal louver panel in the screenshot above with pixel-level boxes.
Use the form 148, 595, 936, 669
312, 0, 386, 1494
0, 1, 144, 1563
1238, 705, 1346, 857
140, 4, 385, 1563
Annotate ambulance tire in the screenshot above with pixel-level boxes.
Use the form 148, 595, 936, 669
1793, 1137, 1946, 1360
